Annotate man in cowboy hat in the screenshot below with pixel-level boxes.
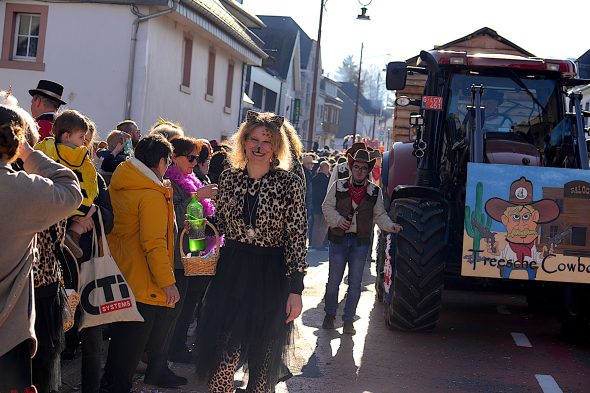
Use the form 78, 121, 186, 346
29, 80, 67, 140
328, 142, 373, 188
322, 147, 402, 335
484, 176, 560, 280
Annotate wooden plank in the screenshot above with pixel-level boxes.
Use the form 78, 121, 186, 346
445, 36, 530, 56
393, 129, 414, 142
395, 110, 418, 121
397, 85, 424, 96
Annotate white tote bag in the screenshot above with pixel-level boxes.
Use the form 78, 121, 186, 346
78, 207, 144, 330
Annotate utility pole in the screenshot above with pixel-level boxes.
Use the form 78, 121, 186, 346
371, 69, 382, 141
352, 42, 364, 143
306, 0, 325, 152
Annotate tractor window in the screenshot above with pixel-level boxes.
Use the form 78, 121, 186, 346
446, 74, 560, 144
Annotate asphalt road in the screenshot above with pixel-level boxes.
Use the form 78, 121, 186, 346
61, 247, 590, 393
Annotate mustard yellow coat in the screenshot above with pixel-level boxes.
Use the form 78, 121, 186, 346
107, 158, 176, 308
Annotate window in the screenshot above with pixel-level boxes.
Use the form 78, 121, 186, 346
1, 3, 48, 71
206, 49, 216, 98
549, 225, 559, 239
264, 90, 277, 112
250, 83, 277, 112
251, 83, 263, 109
224, 62, 234, 109
571, 227, 587, 247
180, 36, 193, 91
13, 13, 39, 60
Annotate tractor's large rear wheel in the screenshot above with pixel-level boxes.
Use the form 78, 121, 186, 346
385, 198, 447, 331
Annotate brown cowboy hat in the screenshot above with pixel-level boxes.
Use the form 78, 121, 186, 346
345, 142, 372, 157
485, 176, 560, 224
347, 148, 376, 172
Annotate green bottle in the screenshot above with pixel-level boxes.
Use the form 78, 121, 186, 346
186, 193, 206, 253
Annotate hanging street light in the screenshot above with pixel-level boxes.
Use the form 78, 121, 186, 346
357, 0, 372, 20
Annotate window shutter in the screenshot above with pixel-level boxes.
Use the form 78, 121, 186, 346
207, 49, 216, 96
225, 62, 234, 108
182, 37, 192, 88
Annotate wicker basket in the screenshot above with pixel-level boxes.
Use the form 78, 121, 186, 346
180, 220, 220, 276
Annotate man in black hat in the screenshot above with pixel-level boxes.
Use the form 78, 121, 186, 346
29, 80, 66, 140
321, 148, 402, 335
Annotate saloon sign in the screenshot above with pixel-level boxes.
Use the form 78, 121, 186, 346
564, 180, 590, 199
461, 163, 590, 284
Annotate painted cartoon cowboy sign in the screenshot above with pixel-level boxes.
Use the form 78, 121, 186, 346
484, 176, 560, 280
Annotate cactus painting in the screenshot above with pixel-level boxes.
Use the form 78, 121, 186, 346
464, 181, 492, 267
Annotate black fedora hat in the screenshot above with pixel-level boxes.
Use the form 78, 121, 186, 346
29, 80, 66, 105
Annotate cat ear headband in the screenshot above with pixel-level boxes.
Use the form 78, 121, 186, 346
246, 110, 284, 129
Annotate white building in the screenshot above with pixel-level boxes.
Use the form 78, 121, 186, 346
0, 0, 266, 140
247, 15, 318, 147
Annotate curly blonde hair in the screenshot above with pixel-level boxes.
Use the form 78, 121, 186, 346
229, 111, 291, 171
149, 119, 184, 141
281, 119, 303, 158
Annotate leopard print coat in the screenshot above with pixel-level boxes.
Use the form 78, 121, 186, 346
216, 167, 308, 277
33, 219, 66, 288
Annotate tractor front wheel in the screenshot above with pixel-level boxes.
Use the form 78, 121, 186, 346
385, 198, 447, 331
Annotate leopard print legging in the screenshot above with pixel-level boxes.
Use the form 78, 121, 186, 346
207, 345, 273, 393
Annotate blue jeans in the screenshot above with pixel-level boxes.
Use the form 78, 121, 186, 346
324, 234, 370, 322
500, 265, 537, 280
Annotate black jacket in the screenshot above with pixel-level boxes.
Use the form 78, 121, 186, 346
311, 173, 329, 215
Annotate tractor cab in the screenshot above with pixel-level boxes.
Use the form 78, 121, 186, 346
387, 50, 590, 186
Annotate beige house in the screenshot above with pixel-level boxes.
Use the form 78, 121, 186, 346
0, 0, 266, 140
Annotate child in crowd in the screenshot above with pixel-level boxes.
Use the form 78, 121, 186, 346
35, 110, 99, 257
96, 130, 132, 184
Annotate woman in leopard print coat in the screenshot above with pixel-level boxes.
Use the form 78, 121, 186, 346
194, 111, 308, 392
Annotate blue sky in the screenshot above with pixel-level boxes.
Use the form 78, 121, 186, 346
243, 0, 590, 78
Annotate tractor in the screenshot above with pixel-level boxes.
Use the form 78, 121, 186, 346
378, 50, 590, 337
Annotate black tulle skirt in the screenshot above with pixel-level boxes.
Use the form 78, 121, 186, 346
194, 239, 292, 387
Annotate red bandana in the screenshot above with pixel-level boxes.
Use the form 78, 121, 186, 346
508, 241, 534, 263
348, 179, 367, 205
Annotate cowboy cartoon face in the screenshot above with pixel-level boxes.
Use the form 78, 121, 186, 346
501, 205, 540, 244
486, 176, 560, 245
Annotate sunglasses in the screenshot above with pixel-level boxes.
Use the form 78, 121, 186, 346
352, 165, 369, 172
180, 154, 199, 163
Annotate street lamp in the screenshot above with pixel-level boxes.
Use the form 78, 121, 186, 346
357, 0, 372, 20
351, 1, 372, 143
306, 0, 371, 151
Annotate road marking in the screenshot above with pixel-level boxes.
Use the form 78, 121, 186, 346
496, 304, 511, 315
535, 374, 563, 393
511, 332, 532, 347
